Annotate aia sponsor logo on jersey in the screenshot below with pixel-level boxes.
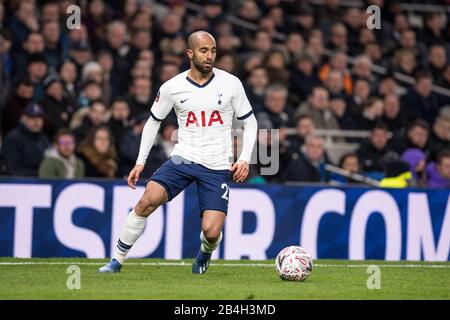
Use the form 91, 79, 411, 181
186, 110, 224, 127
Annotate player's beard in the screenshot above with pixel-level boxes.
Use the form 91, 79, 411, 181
192, 54, 214, 75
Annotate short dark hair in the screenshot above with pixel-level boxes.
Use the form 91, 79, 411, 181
54, 128, 75, 143
407, 119, 430, 132
339, 152, 358, 168
437, 149, 450, 164
372, 122, 389, 132
414, 69, 432, 81
295, 113, 313, 125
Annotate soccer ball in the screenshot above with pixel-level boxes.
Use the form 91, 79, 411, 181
275, 246, 313, 281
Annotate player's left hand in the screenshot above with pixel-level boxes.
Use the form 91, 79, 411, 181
231, 160, 249, 183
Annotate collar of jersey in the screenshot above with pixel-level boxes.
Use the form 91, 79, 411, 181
186, 72, 215, 88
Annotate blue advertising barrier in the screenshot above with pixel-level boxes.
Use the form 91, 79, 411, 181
0, 178, 449, 261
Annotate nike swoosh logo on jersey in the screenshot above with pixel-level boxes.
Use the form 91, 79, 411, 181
180, 98, 189, 103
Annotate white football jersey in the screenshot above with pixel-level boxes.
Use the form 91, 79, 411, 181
150, 68, 254, 170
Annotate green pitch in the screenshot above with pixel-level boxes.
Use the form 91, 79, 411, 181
0, 258, 449, 300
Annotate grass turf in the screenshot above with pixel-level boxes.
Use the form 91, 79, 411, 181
0, 258, 449, 300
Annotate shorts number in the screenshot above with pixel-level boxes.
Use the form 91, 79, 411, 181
221, 183, 229, 201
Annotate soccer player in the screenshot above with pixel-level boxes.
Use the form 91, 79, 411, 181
98, 31, 258, 274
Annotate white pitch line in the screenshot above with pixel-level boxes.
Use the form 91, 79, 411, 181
0, 261, 449, 268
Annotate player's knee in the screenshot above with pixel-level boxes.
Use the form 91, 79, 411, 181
203, 226, 222, 243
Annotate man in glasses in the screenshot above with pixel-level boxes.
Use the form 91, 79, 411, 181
38, 128, 85, 178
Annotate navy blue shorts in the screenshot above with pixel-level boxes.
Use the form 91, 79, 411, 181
148, 155, 231, 215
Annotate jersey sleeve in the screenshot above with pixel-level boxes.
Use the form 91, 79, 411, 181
149, 83, 174, 121
232, 77, 254, 120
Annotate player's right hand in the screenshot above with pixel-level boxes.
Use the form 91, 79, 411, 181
127, 164, 144, 189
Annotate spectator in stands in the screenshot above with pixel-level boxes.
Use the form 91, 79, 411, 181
107, 97, 130, 153
428, 110, 450, 161
41, 74, 74, 139
326, 22, 348, 53
26, 53, 48, 102
244, 66, 268, 113
318, 51, 352, 95
382, 94, 406, 133
392, 120, 430, 156
296, 86, 340, 130
427, 44, 447, 85
12, 32, 45, 81
263, 49, 290, 87
126, 77, 152, 118
8, 1, 39, 50
351, 55, 374, 82
377, 72, 402, 97
420, 12, 446, 46
282, 135, 327, 182
401, 148, 426, 187
329, 152, 362, 184
357, 123, 394, 173
73, 100, 108, 143
354, 97, 384, 131
329, 94, 354, 130
347, 77, 370, 118
102, 20, 132, 96
38, 128, 84, 179
59, 60, 78, 108
1, 103, 50, 176
324, 69, 345, 97
119, 113, 168, 179
379, 159, 412, 188
426, 149, 450, 188
287, 114, 316, 156
256, 84, 294, 129
42, 20, 67, 71
393, 49, 417, 77
78, 126, 117, 178
68, 41, 93, 78
401, 70, 445, 126
1, 78, 34, 137
290, 52, 320, 103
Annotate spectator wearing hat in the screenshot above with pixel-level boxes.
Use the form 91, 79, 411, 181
38, 128, 84, 179
41, 74, 74, 139
1, 103, 50, 176
68, 41, 93, 77
379, 159, 412, 188
401, 148, 427, 187
118, 113, 168, 179
426, 149, 450, 188
26, 53, 48, 102
1, 78, 34, 137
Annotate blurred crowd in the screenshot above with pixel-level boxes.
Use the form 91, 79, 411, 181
0, 0, 450, 188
